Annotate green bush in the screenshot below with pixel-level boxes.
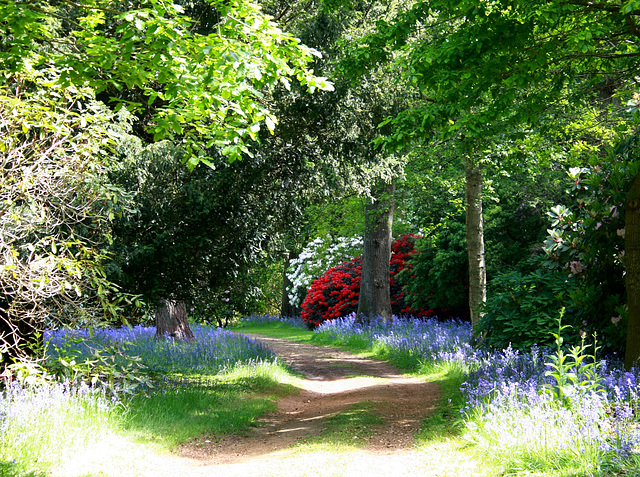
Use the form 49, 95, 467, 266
480, 266, 580, 349
481, 149, 639, 352
400, 219, 469, 319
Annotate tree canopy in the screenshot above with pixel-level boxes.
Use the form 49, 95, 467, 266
1, 0, 333, 165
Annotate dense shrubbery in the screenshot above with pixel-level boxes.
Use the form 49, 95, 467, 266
286, 236, 363, 309
300, 234, 431, 328
481, 157, 638, 353
400, 218, 469, 320
480, 266, 580, 349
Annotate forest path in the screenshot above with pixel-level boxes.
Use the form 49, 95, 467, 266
122, 334, 442, 476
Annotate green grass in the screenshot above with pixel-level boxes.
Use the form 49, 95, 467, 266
0, 387, 122, 477
231, 320, 315, 342
298, 401, 383, 450
1, 358, 300, 477
120, 361, 298, 449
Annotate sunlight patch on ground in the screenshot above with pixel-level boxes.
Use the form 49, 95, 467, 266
183, 449, 455, 477
302, 376, 388, 394
52, 432, 195, 477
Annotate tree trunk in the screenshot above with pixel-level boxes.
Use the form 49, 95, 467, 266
155, 299, 195, 340
465, 158, 486, 332
625, 172, 640, 369
281, 251, 300, 317
357, 180, 395, 323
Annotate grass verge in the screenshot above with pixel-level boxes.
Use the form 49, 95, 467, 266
121, 361, 297, 449
231, 320, 315, 343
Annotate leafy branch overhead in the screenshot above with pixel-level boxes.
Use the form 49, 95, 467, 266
0, 0, 333, 165
339, 0, 640, 148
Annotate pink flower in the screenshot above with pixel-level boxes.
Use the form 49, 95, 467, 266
610, 206, 619, 218
569, 261, 586, 274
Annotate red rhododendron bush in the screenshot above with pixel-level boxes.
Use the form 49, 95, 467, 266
301, 234, 432, 328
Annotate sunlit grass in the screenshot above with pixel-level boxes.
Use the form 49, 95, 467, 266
231, 318, 315, 343
2, 325, 300, 476
0, 383, 121, 477
122, 361, 298, 449
297, 401, 382, 450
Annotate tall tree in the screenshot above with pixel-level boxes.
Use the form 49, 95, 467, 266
0, 0, 333, 351
465, 157, 486, 328
261, 1, 411, 320
336, 0, 640, 346
0, 0, 333, 166
0, 74, 130, 362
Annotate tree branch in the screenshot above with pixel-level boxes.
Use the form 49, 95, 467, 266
626, 13, 640, 40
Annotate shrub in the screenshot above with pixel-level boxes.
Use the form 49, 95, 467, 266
481, 156, 638, 353
286, 236, 363, 308
300, 234, 431, 328
480, 265, 581, 349
399, 220, 469, 320
540, 163, 632, 354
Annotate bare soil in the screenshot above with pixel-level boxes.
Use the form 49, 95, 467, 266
125, 334, 441, 476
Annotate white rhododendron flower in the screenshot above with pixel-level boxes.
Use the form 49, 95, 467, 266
286, 236, 363, 307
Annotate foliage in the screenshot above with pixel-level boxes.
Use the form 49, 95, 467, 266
401, 214, 469, 320
286, 235, 363, 308
1, 0, 333, 166
300, 234, 430, 328
340, 0, 639, 150
189, 260, 284, 326
108, 136, 308, 317
44, 335, 150, 395
0, 71, 139, 362
480, 266, 580, 349
482, 153, 639, 352
401, 151, 564, 324
544, 313, 603, 408
542, 158, 639, 353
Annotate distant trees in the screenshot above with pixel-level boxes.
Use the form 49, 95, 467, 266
334, 0, 640, 362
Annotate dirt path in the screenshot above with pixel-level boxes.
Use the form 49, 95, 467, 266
121, 335, 442, 476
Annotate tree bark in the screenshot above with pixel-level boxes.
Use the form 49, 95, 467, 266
155, 299, 195, 340
465, 158, 486, 332
281, 251, 301, 317
625, 172, 640, 369
357, 180, 395, 323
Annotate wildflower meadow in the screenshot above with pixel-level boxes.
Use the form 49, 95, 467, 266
0, 325, 282, 476
310, 313, 640, 475
2, 314, 640, 476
